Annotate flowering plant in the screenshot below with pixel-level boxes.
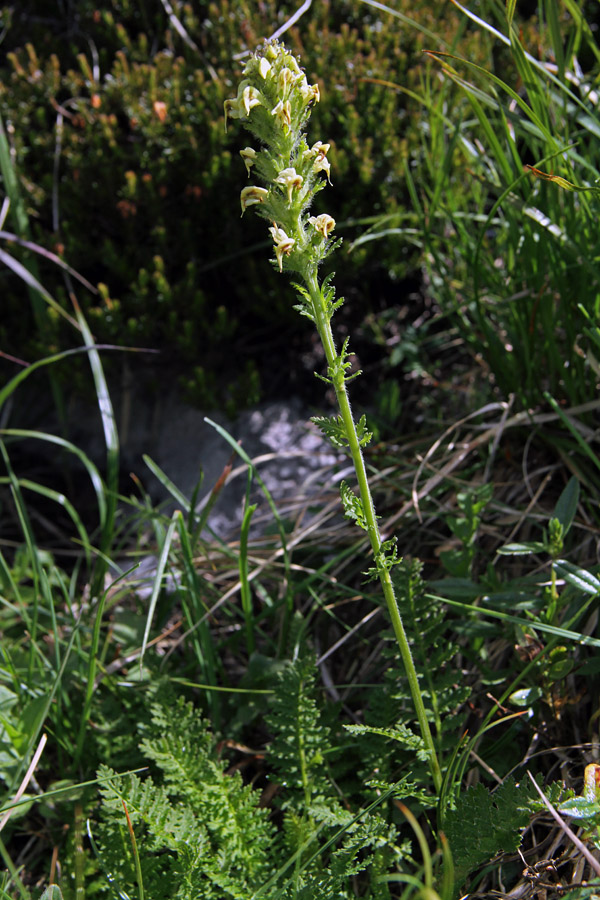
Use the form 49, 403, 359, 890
225, 41, 441, 792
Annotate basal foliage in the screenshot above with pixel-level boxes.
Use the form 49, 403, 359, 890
93, 669, 400, 900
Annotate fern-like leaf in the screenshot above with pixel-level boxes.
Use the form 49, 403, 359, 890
364, 537, 401, 580
292, 282, 316, 321
95, 764, 205, 898
266, 655, 332, 810
311, 414, 348, 448
345, 723, 429, 761
321, 272, 345, 317
311, 412, 372, 452
95, 696, 277, 900
354, 559, 469, 796
393, 558, 470, 741
339, 481, 368, 531
140, 696, 275, 880
292, 815, 400, 900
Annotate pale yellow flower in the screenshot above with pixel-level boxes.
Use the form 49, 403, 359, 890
240, 147, 257, 175
224, 84, 262, 130
224, 97, 243, 131
310, 141, 331, 157
274, 167, 303, 204
240, 186, 269, 214
301, 141, 331, 182
278, 67, 295, 94
241, 85, 262, 116
269, 225, 295, 272
271, 99, 292, 130
308, 214, 336, 238
298, 78, 320, 104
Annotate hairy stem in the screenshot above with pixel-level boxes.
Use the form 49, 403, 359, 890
306, 270, 443, 793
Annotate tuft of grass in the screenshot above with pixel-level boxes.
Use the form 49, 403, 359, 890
358, 0, 600, 420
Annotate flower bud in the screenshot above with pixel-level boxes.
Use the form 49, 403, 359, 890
258, 57, 272, 79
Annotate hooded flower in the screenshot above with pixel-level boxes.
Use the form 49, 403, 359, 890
269, 225, 295, 272
224, 84, 262, 130
240, 147, 258, 175
240, 186, 269, 214
298, 78, 320, 105
274, 167, 303, 204
308, 214, 336, 238
258, 56, 272, 79
303, 141, 332, 183
271, 99, 292, 130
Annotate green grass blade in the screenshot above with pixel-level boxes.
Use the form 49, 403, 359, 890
70, 299, 119, 597
543, 0, 565, 80
0, 550, 28, 626
0, 247, 80, 330
0, 440, 43, 679
0, 346, 111, 412
428, 594, 600, 647
240, 502, 258, 656
0, 110, 49, 339
142, 454, 191, 512
0, 837, 28, 900
357, 0, 453, 49
0, 429, 107, 530
562, 0, 600, 66
204, 416, 293, 615
508, 22, 550, 132
0, 230, 97, 294
1, 478, 93, 567
7, 623, 80, 793
447, 0, 600, 125
505, 0, 517, 28
543, 393, 600, 473
174, 511, 219, 722
139, 512, 178, 672
427, 51, 556, 149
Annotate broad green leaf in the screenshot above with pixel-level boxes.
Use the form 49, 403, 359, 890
558, 797, 600, 820
553, 559, 600, 595
509, 686, 543, 706
497, 541, 545, 555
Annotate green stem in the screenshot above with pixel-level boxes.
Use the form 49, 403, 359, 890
305, 270, 442, 793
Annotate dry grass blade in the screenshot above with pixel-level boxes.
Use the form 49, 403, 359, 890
0, 733, 47, 833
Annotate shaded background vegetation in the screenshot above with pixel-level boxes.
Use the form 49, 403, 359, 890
0, 0, 489, 413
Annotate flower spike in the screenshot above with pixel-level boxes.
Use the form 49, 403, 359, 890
227, 40, 443, 793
